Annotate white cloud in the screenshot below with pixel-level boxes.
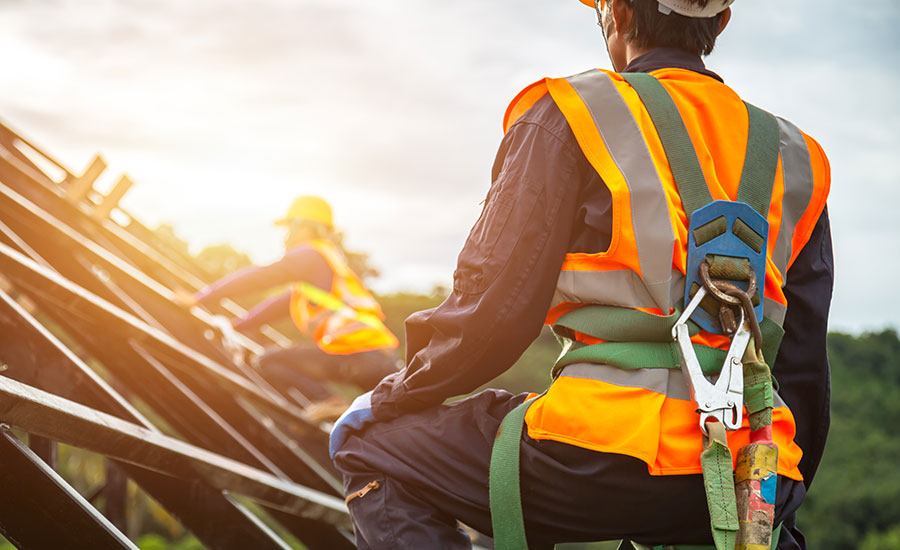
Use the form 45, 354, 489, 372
0, 0, 896, 330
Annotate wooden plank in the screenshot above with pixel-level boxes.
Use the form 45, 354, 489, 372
66, 154, 107, 202
93, 174, 134, 220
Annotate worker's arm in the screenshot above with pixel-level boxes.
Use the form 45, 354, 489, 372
232, 290, 292, 332
194, 245, 332, 305
772, 207, 834, 488
369, 96, 601, 422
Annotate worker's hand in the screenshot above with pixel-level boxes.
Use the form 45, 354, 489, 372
172, 288, 199, 309
328, 390, 375, 459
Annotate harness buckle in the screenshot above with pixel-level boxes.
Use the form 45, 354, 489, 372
673, 286, 750, 434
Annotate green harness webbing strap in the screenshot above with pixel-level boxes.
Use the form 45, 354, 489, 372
622, 72, 780, 222
555, 340, 727, 376
553, 303, 700, 344
701, 421, 739, 550
489, 397, 783, 550
621, 72, 712, 219
736, 103, 780, 218
490, 397, 539, 550
552, 305, 784, 377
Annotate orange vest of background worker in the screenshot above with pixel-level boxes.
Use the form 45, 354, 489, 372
194, 196, 399, 407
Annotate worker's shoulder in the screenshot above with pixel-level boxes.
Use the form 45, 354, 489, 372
506, 91, 577, 149
283, 244, 333, 271
766, 111, 831, 176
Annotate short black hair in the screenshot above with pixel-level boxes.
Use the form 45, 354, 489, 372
624, 0, 724, 56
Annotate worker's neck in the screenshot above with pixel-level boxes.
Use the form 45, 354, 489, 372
624, 44, 653, 68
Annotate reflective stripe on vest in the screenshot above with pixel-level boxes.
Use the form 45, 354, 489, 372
504, 68, 829, 479
550, 70, 678, 314
773, 117, 815, 277
288, 240, 398, 355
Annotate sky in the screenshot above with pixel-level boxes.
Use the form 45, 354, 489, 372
0, 0, 898, 332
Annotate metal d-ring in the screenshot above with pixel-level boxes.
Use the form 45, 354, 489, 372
699, 259, 757, 305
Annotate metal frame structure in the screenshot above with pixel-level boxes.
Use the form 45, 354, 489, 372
0, 120, 357, 549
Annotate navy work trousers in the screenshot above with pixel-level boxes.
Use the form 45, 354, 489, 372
258, 344, 398, 401
333, 389, 808, 549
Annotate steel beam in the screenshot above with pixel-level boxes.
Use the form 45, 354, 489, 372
122, 467, 294, 550
0, 428, 137, 550
0, 240, 308, 426
0, 121, 354, 547
0, 241, 341, 487
0, 375, 350, 526
0, 289, 349, 548
0, 120, 292, 351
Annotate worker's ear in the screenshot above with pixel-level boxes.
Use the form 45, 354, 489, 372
716, 7, 731, 36
610, 0, 635, 38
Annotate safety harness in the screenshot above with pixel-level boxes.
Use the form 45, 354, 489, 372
489, 73, 783, 550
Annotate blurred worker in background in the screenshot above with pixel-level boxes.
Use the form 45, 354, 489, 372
329, 0, 832, 549
192, 196, 400, 412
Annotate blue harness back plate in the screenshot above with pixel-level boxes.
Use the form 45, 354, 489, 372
684, 200, 769, 334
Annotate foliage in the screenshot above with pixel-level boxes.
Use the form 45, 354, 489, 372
193, 244, 252, 280
137, 534, 204, 550
151, 223, 191, 259
376, 290, 447, 353
333, 229, 379, 281
861, 523, 900, 550
800, 330, 900, 549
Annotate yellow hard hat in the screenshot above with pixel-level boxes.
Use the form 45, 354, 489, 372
275, 195, 333, 228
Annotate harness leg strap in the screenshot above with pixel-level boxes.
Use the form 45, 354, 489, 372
701, 420, 739, 550
490, 397, 538, 550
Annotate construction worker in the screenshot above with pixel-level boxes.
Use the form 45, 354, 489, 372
330, 0, 833, 548
192, 196, 400, 407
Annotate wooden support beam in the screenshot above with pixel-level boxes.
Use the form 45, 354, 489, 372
66, 154, 107, 202
28, 435, 58, 469
103, 461, 128, 533
93, 175, 134, 221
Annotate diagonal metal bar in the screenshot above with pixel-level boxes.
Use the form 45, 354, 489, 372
0, 120, 292, 350
0, 374, 350, 527
0, 240, 313, 428
0, 289, 344, 549
0, 428, 138, 550
0, 178, 269, 355
1, 275, 342, 493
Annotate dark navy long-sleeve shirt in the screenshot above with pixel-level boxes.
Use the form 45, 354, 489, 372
370, 48, 834, 489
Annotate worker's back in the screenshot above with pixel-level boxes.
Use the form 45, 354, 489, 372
329, 3, 833, 549
507, 65, 829, 481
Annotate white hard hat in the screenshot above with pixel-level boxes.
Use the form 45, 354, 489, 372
581, 0, 733, 19
656, 0, 734, 18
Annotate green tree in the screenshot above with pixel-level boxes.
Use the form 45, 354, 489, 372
861, 524, 900, 550
194, 244, 252, 280
789, 330, 900, 549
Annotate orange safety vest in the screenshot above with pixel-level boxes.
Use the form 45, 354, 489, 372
288, 239, 399, 355
505, 69, 830, 480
